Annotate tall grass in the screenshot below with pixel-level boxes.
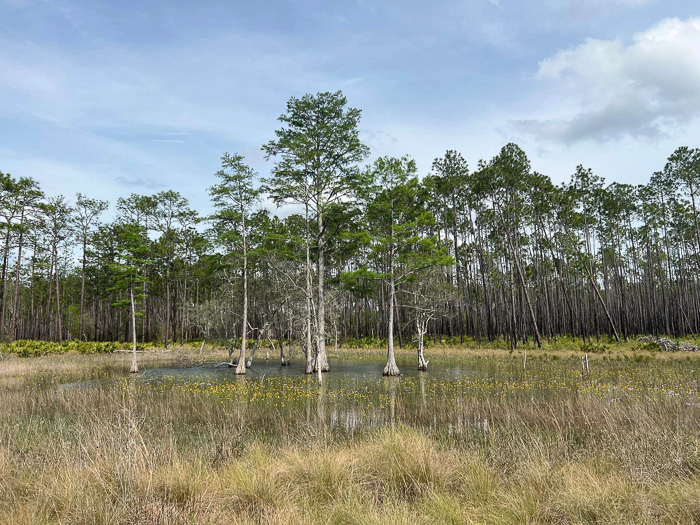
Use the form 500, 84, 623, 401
0, 348, 698, 523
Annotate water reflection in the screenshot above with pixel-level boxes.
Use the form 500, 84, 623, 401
388, 377, 398, 429
30, 354, 700, 437
317, 379, 326, 427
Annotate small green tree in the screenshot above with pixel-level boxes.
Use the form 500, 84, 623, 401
361, 156, 452, 375
111, 223, 150, 373
116, 194, 156, 343
209, 153, 259, 375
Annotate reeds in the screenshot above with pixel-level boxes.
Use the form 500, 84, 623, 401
0, 348, 698, 523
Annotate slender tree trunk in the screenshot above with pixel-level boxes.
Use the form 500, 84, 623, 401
246, 321, 269, 368
0, 227, 12, 337
417, 316, 429, 371
53, 240, 63, 345
384, 238, 400, 376
278, 325, 288, 366
79, 237, 87, 339
236, 206, 248, 375
585, 269, 621, 342
165, 261, 171, 348
452, 197, 464, 344
11, 210, 24, 341
315, 199, 329, 374
305, 199, 314, 375
129, 284, 138, 373
180, 260, 188, 347
506, 222, 542, 348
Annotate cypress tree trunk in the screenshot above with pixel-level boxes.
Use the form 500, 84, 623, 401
384, 239, 400, 376
305, 199, 314, 375
417, 315, 429, 371
246, 322, 269, 368
235, 205, 248, 375
165, 264, 171, 348
315, 191, 329, 373
129, 284, 138, 374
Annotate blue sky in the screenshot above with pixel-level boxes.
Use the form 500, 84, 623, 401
1, 0, 698, 216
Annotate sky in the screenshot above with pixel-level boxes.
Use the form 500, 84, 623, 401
1, 0, 699, 217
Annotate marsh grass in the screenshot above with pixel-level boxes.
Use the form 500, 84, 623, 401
0, 346, 698, 523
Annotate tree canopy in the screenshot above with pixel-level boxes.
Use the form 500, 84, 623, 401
0, 96, 698, 370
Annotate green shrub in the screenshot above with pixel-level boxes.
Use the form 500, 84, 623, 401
0, 340, 130, 358
345, 337, 387, 349
580, 342, 608, 354
633, 342, 662, 352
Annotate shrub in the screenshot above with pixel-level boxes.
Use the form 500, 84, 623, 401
0, 340, 130, 358
580, 342, 608, 354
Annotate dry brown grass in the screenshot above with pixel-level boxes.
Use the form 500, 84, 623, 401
0, 348, 698, 524
1, 427, 698, 524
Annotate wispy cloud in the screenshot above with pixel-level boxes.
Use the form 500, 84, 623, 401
0, 0, 696, 211
114, 175, 165, 190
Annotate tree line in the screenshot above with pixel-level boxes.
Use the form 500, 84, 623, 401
1, 91, 699, 375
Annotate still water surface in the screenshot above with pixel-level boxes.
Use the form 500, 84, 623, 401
48, 354, 698, 435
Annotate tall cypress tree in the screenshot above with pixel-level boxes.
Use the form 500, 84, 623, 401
263, 91, 369, 375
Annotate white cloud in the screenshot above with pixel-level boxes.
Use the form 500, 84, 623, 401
514, 17, 700, 143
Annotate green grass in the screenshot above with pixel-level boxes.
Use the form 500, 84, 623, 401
0, 344, 698, 523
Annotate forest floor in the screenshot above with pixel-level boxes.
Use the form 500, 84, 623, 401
0, 341, 699, 524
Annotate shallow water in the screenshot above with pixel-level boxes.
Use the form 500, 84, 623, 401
15, 353, 700, 437
139, 356, 492, 381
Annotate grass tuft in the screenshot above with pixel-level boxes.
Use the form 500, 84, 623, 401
0, 347, 698, 523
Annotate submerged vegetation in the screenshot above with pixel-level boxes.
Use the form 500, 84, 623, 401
0, 346, 698, 523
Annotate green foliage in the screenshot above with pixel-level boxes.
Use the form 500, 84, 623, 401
208, 152, 260, 258
344, 337, 388, 349
262, 90, 370, 213
0, 340, 129, 357
579, 341, 609, 354
5, 93, 700, 353
634, 342, 663, 353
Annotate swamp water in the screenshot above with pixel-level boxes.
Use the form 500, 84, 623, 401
10, 353, 696, 440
